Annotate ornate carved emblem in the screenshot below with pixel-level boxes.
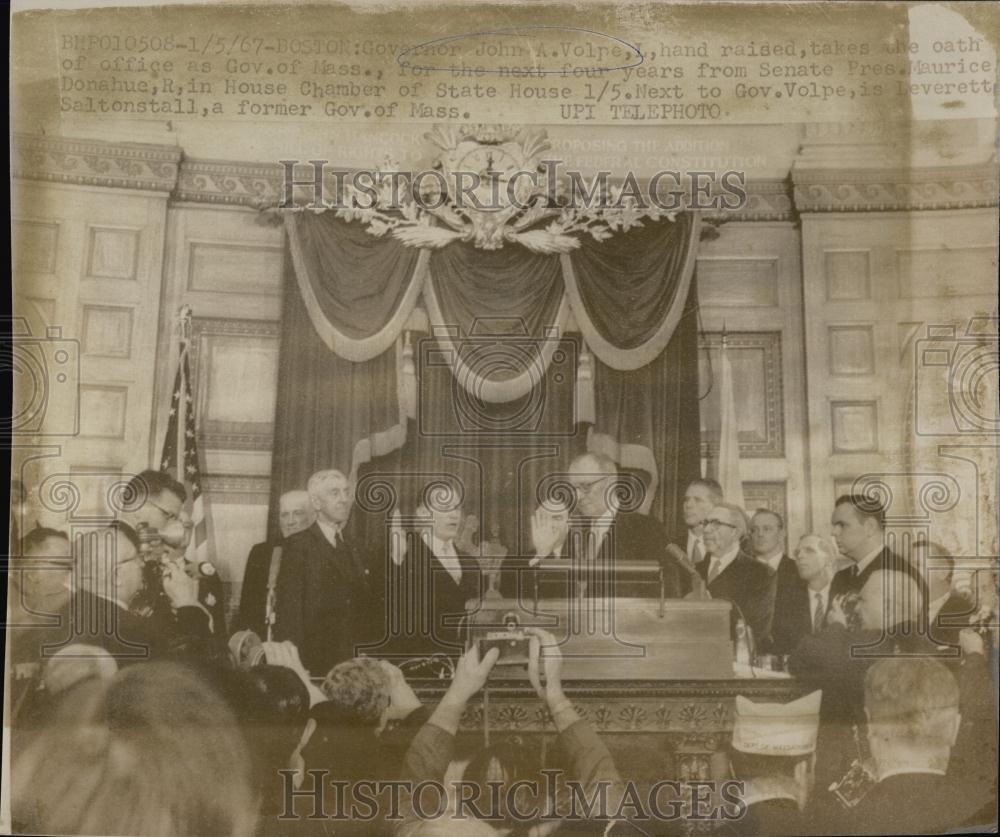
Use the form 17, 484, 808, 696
290, 123, 674, 253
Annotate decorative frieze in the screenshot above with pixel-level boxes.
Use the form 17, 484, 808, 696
12, 133, 181, 192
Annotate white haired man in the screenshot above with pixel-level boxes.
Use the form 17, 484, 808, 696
235, 489, 315, 639
767, 534, 838, 656
275, 469, 377, 676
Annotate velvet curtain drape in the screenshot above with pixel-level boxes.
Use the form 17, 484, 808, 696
270, 212, 701, 539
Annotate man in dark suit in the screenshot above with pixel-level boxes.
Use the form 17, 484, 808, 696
235, 489, 314, 638
722, 689, 822, 837
829, 494, 927, 603
37, 522, 214, 665
678, 477, 724, 567
275, 469, 380, 677
849, 657, 983, 835
698, 502, 774, 643
397, 490, 482, 658
518, 453, 683, 601
914, 542, 976, 654
767, 534, 838, 656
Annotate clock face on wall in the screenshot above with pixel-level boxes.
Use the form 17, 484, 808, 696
444, 140, 540, 211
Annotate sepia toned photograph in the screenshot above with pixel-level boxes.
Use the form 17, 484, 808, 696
4, 1, 998, 835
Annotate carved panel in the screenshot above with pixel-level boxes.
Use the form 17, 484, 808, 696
79, 384, 128, 439
828, 325, 875, 376
743, 482, 788, 525
696, 258, 779, 308
187, 240, 283, 295
699, 332, 784, 457
189, 318, 280, 450
13, 220, 59, 274
830, 400, 879, 453
86, 226, 140, 280
824, 250, 871, 301
82, 305, 134, 359
897, 247, 996, 299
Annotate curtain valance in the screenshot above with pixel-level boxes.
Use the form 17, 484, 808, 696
286, 212, 700, 381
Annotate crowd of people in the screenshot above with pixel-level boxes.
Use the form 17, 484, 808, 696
5, 459, 998, 835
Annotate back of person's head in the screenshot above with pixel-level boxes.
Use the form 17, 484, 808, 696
12, 661, 257, 837
240, 665, 311, 767
462, 736, 545, 827
321, 657, 391, 727
729, 749, 802, 780
42, 644, 118, 696
865, 658, 960, 753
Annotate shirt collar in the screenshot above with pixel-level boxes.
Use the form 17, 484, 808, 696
317, 519, 342, 546
758, 550, 784, 571
855, 544, 884, 574
877, 766, 946, 782
422, 531, 456, 557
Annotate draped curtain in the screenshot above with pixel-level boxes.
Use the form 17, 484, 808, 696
270, 211, 701, 542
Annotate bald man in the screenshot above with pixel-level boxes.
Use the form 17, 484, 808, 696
235, 489, 314, 638
521, 452, 683, 600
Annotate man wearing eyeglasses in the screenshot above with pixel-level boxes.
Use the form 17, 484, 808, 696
697, 502, 775, 644
527, 452, 682, 600
119, 469, 226, 641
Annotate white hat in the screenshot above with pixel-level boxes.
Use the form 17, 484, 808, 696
732, 690, 822, 757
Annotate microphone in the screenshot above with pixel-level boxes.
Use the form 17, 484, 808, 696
666, 544, 710, 600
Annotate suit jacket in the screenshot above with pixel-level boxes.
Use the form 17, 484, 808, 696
274, 522, 378, 677
32, 588, 213, 665
236, 540, 281, 637
766, 556, 823, 655
698, 549, 775, 643
397, 535, 482, 657
848, 773, 982, 835
830, 546, 928, 602
508, 511, 683, 602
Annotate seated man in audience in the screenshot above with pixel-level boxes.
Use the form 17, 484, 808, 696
767, 534, 837, 656
850, 657, 981, 834
698, 502, 775, 643
723, 689, 823, 836
121, 469, 227, 638
236, 489, 315, 639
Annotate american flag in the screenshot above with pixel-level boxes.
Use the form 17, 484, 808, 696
159, 306, 211, 565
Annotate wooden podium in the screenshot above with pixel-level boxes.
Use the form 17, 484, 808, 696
465, 597, 735, 680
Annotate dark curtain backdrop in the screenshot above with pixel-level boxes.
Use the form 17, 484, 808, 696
270, 215, 701, 545
268, 254, 402, 538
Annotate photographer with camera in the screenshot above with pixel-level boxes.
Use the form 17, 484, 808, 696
120, 469, 227, 643
43, 522, 215, 665
397, 629, 626, 836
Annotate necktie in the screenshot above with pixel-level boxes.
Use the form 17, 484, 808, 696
850, 564, 859, 579
813, 592, 825, 633
707, 557, 720, 585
